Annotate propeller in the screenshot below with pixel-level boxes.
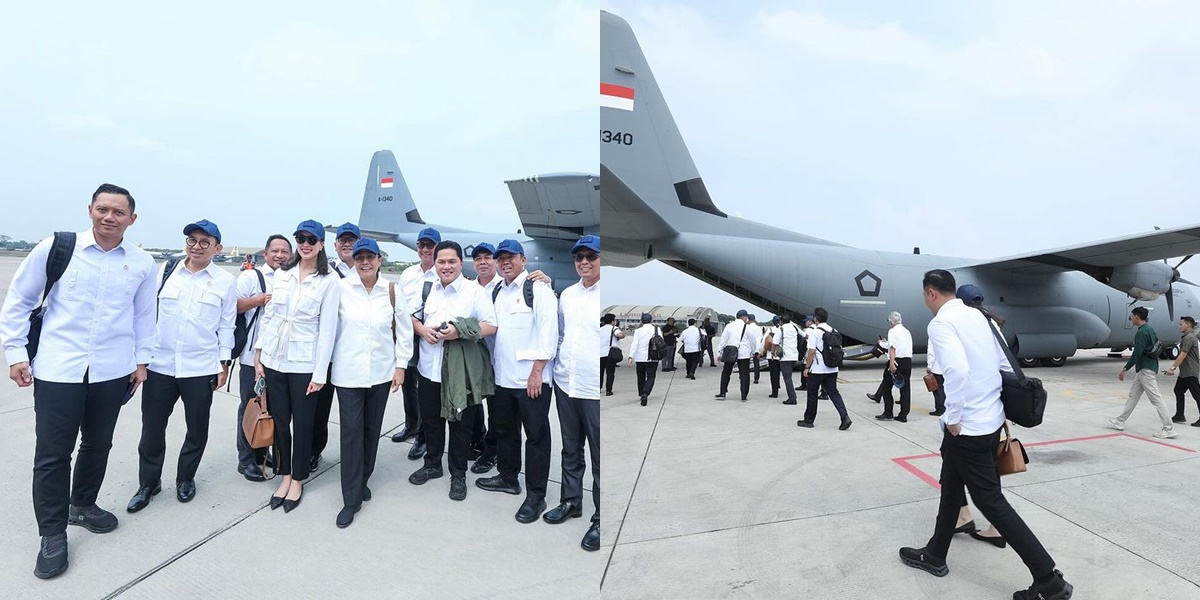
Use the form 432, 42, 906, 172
1166, 254, 1196, 321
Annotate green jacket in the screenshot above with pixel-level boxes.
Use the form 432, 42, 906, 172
1124, 324, 1160, 373
440, 317, 495, 422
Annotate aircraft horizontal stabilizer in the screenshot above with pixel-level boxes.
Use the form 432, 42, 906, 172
504, 173, 599, 242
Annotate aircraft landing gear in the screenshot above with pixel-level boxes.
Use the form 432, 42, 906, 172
1160, 346, 1180, 361
1018, 357, 1039, 369
1040, 356, 1067, 368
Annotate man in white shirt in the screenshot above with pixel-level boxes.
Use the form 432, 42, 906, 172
679, 318, 703, 379
877, 311, 914, 423
900, 270, 1072, 599
544, 235, 601, 551
329, 222, 361, 280
475, 239, 559, 523
627, 313, 660, 405
407, 240, 498, 503
797, 307, 851, 430
0, 184, 157, 579
775, 315, 803, 405
129, 220, 237, 512
390, 227, 442, 459
233, 234, 292, 481
715, 309, 761, 402
468, 242, 502, 474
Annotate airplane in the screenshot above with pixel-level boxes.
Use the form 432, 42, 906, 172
334, 150, 598, 294
600, 10, 1200, 368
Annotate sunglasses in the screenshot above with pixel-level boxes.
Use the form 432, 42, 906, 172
295, 235, 321, 246
336, 236, 358, 245
574, 252, 599, 263
417, 240, 437, 249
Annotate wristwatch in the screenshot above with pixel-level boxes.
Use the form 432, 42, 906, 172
221, 360, 233, 367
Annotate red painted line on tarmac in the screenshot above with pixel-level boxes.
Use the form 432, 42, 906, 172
892, 457, 942, 489
1118, 432, 1197, 453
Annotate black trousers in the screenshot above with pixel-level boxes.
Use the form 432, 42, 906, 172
264, 368, 317, 480
927, 427, 1056, 579
237, 364, 267, 466
138, 370, 215, 486
418, 374, 478, 478
705, 336, 716, 365
601, 356, 617, 393
719, 358, 750, 398
781, 360, 798, 402
337, 383, 389, 508
752, 354, 761, 383
803, 372, 848, 422
554, 384, 599, 524
493, 384, 553, 500
635, 362, 658, 397
32, 374, 126, 536
1173, 376, 1200, 418
932, 373, 946, 412
683, 351, 702, 377
882, 358, 912, 418
311, 365, 335, 458
402, 365, 425, 443
471, 397, 497, 460
768, 359, 781, 394
874, 366, 891, 398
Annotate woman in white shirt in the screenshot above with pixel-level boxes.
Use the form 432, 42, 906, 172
601, 313, 625, 396
254, 220, 341, 512
330, 239, 412, 528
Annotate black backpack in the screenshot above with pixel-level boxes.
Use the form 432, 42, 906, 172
648, 326, 668, 361
232, 268, 267, 360
819, 324, 844, 368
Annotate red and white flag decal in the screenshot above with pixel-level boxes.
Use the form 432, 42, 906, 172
601, 83, 634, 111
380, 177, 394, 189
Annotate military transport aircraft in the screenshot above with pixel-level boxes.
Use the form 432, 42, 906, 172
600, 10, 1200, 367
337, 150, 598, 293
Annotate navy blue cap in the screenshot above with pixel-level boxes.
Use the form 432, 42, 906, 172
736, 309, 748, 318
496, 239, 525, 257
471, 242, 496, 258
294, 220, 325, 240
417, 227, 441, 244
183, 219, 221, 244
336, 222, 361, 240
352, 238, 380, 257
772, 315, 781, 324
641, 312, 653, 323
956, 284, 984, 304
571, 235, 600, 254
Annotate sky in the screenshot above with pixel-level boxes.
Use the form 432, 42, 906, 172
598, 1, 1200, 315
0, 0, 598, 262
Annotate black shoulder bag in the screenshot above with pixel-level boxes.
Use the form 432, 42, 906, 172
26, 232, 76, 361
976, 308, 1046, 428
607, 326, 622, 362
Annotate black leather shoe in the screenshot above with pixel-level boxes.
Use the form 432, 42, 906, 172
176, 480, 196, 503
515, 497, 547, 524
605, 390, 613, 396
894, 415, 908, 423
1193, 419, 1200, 427
391, 425, 416, 443
640, 396, 647, 406
898, 546, 948, 577
953, 520, 976, 534
714, 394, 726, 400
363, 485, 372, 501
581, 523, 600, 551
1013, 569, 1073, 600
929, 410, 945, 416
839, 418, 852, 431
68, 504, 118, 533
475, 475, 522, 495
1172, 415, 1187, 423
782, 399, 797, 405
408, 466, 444, 485
309, 453, 321, 471
282, 487, 303, 513
543, 501, 582, 524
33, 533, 68, 579
449, 476, 467, 501
875, 414, 894, 421
867, 393, 881, 402
336, 505, 360, 529
969, 530, 1007, 548
127, 484, 161, 513
408, 441, 427, 461
797, 420, 815, 428
768, 393, 778, 398
238, 462, 266, 482
471, 455, 497, 474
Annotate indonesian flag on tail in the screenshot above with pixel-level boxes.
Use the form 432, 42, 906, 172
601, 83, 634, 111
380, 177, 394, 189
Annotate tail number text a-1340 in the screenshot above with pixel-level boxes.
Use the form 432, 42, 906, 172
601, 130, 634, 145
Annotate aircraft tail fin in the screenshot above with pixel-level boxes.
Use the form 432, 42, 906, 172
357, 150, 426, 237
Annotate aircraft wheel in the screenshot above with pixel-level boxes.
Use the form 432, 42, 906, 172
1161, 346, 1180, 361
1018, 357, 1039, 369
1041, 357, 1067, 368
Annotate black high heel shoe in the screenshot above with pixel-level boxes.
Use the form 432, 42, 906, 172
969, 531, 1007, 548
282, 486, 303, 513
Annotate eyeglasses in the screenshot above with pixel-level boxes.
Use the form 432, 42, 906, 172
185, 237, 212, 250
417, 241, 437, 250
336, 236, 358, 245
574, 252, 599, 263
295, 235, 321, 246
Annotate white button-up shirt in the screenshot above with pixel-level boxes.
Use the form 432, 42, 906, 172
777, 322, 803, 362
331, 260, 360, 282
331, 276, 414, 388
679, 325, 702, 353
150, 260, 237, 378
492, 271, 558, 388
552, 278, 599, 400
602, 324, 622, 357
476, 275, 500, 355
720, 320, 761, 360
928, 298, 1011, 435
0, 229, 157, 383
255, 267, 340, 384
235, 266, 277, 366
415, 274, 497, 384
888, 324, 914, 359
628, 323, 657, 362
398, 262, 437, 310
807, 323, 838, 374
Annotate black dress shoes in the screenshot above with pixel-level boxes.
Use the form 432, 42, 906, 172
867, 393, 881, 402
408, 441, 427, 461
34, 532, 68, 579
476, 475, 522, 495
471, 455, 497, 474
408, 466, 444, 485
543, 501, 583, 524
309, 453, 321, 472
238, 462, 266, 482
391, 425, 416, 443
768, 393, 778, 398
449, 476, 467, 501
894, 415, 908, 423
605, 391, 613, 396
640, 396, 647, 406
581, 523, 600, 552
782, 399, 797, 405
839, 418, 853, 431
929, 409, 945, 416
282, 487, 303, 513
176, 480, 196, 503
515, 497, 547, 524
336, 505, 360, 529
363, 485, 372, 501
875, 414, 894, 421
127, 484, 161, 513
797, 420, 815, 428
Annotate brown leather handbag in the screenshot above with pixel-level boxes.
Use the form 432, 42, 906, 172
996, 422, 1029, 476
923, 372, 939, 392
242, 384, 275, 450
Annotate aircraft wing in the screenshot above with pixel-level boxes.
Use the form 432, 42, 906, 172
504, 173, 599, 242
969, 223, 1200, 275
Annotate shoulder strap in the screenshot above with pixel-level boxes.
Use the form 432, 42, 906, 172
422, 280, 433, 302
523, 278, 534, 308
972, 306, 1026, 380
254, 267, 266, 292
38, 232, 76, 308
159, 258, 181, 296
389, 281, 397, 341
609, 326, 615, 346
492, 283, 502, 303
739, 322, 747, 341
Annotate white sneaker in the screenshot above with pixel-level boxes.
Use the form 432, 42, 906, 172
1108, 418, 1125, 431
1154, 428, 1178, 439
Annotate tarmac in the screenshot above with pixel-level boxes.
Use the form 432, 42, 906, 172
601, 338, 1200, 599
0, 257, 602, 600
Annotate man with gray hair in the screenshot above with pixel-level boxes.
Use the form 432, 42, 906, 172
876, 311, 913, 422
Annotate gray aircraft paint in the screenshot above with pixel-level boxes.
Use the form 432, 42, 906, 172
344, 149, 598, 293
600, 11, 1200, 361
